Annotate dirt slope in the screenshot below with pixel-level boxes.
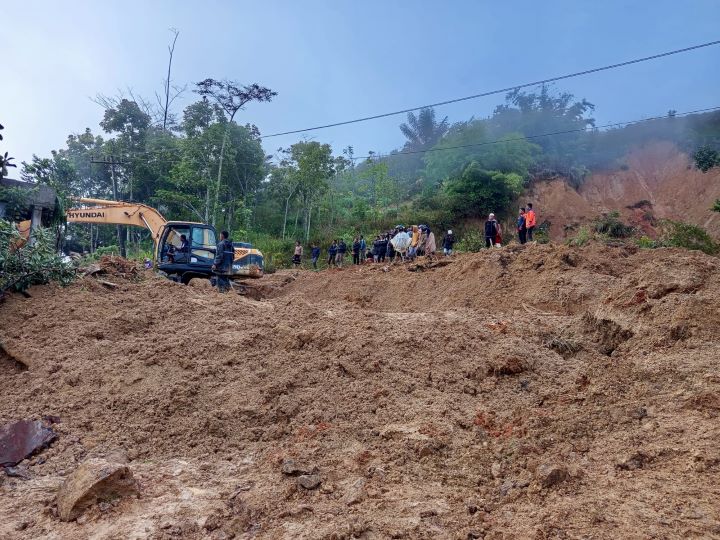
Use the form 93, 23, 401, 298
1, 245, 720, 539
529, 142, 720, 240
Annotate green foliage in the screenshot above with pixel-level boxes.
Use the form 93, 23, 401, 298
693, 145, 719, 172
455, 229, 486, 253
244, 232, 295, 269
0, 123, 17, 179
444, 162, 523, 219
566, 225, 592, 247
635, 236, 659, 249
0, 185, 32, 221
534, 222, 551, 244
659, 220, 719, 255
399, 107, 449, 152
0, 220, 75, 298
713, 200, 720, 213
591, 211, 635, 238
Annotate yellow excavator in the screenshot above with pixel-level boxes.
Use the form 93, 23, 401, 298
65, 197, 264, 283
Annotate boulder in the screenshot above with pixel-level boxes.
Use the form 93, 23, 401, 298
56, 458, 138, 521
297, 474, 322, 490
0, 419, 56, 467
536, 463, 569, 488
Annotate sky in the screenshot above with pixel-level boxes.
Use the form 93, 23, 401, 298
2, 0, 719, 169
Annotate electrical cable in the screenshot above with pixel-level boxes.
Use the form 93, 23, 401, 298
260, 40, 720, 139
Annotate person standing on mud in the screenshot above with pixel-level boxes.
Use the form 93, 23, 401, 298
328, 240, 338, 267
526, 203, 536, 242
212, 230, 234, 293
311, 243, 321, 269
484, 214, 499, 249
352, 237, 361, 265
379, 234, 388, 263
359, 235, 367, 263
424, 227, 437, 259
385, 233, 395, 263
517, 208, 527, 245
442, 230, 456, 256
336, 238, 347, 267
292, 241, 303, 267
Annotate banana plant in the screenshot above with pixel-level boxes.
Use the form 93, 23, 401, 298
1, 151, 16, 179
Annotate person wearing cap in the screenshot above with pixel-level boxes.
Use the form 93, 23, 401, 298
442, 230, 456, 256
484, 213, 499, 249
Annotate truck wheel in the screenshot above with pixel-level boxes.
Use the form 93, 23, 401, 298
180, 274, 192, 285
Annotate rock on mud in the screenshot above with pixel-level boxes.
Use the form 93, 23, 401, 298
0, 419, 56, 467
56, 458, 138, 521
297, 474, 322, 490
281, 458, 317, 476
536, 464, 569, 488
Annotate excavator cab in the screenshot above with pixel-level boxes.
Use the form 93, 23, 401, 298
157, 222, 217, 284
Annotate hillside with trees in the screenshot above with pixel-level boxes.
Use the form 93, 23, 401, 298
12, 81, 720, 262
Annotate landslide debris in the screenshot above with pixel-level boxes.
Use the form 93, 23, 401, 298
1, 243, 719, 538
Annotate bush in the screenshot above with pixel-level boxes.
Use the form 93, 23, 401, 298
635, 236, 659, 249
659, 220, 719, 255
566, 225, 592, 247
244, 232, 296, 269
534, 221, 551, 244
1, 220, 75, 299
455, 229, 486, 252
693, 145, 719, 172
592, 211, 634, 238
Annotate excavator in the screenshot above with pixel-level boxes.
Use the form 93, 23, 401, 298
65, 197, 264, 283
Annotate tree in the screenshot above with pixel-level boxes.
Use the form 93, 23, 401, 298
1, 220, 75, 300
444, 162, 523, 219
195, 79, 276, 226
155, 28, 184, 131
490, 86, 595, 184
0, 123, 17, 179
400, 108, 449, 152
282, 141, 335, 242
694, 145, 719, 172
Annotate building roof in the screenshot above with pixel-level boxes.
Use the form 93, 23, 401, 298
0, 178, 57, 209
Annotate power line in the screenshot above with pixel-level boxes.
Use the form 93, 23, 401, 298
260, 39, 720, 139
87, 106, 720, 165
350, 106, 720, 161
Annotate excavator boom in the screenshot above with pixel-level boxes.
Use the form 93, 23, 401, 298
66, 198, 168, 243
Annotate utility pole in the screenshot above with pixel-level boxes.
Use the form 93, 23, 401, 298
90, 155, 127, 257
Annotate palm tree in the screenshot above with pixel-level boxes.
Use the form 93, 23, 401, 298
399, 108, 449, 152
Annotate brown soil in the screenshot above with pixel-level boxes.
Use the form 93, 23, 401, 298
529, 142, 720, 240
1, 244, 720, 539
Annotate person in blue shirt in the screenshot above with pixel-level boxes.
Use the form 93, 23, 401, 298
328, 240, 338, 267
359, 235, 367, 262
212, 230, 234, 293
517, 208, 527, 244
336, 239, 347, 267
311, 243, 321, 269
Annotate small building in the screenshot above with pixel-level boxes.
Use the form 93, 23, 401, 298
0, 177, 58, 230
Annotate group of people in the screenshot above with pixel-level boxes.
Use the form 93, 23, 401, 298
291, 203, 537, 270
482, 202, 537, 247
292, 225, 459, 269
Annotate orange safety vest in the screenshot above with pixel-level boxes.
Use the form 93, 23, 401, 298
526, 209, 536, 228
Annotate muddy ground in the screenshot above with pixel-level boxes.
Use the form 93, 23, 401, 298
1, 243, 719, 539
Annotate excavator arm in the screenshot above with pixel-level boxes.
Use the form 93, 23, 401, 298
65, 198, 168, 243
